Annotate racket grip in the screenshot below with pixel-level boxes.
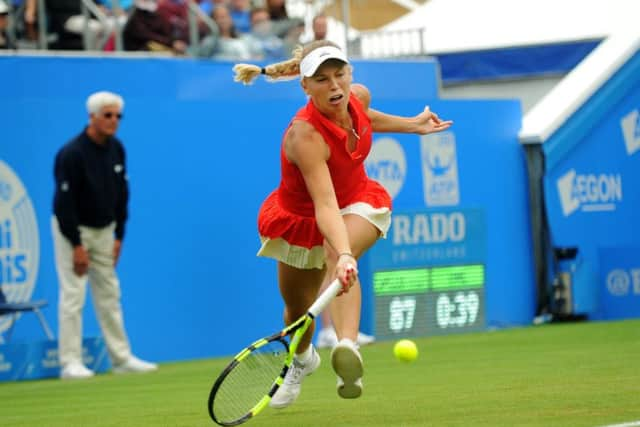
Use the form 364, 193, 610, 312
307, 278, 343, 317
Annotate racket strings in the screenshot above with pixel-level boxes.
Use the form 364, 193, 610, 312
212, 340, 288, 423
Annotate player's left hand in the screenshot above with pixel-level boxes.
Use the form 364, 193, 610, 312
415, 106, 453, 134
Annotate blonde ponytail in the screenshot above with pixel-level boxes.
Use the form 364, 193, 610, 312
232, 45, 305, 85
232, 41, 344, 85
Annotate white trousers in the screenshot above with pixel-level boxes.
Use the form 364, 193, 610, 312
51, 217, 131, 367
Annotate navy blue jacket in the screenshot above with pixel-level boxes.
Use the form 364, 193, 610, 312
53, 129, 129, 246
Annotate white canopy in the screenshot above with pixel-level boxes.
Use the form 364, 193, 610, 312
383, 0, 639, 53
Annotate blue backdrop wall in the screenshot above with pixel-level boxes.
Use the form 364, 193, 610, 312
0, 56, 532, 363
542, 50, 640, 319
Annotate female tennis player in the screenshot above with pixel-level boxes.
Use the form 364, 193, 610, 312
233, 40, 453, 409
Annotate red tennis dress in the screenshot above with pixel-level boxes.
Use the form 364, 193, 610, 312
257, 94, 392, 269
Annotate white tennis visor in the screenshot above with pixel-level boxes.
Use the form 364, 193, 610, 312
299, 46, 349, 77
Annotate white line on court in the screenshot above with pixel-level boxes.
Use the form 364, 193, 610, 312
598, 421, 640, 427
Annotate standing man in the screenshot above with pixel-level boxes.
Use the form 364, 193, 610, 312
52, 91, 158, 379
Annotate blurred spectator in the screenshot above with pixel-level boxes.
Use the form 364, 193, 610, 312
0, 0, 13, 49
46, 0, 84, 49
46, 0, 117, 49
22, 0, 37, 39
280, 16, 303, 55
265, 0, 301, 41
300, 12, 341, 48
9, 0, 38, 43
227, 0, 248, 33
197, 0, 224, 16
265, 0, 285, 20
123, 0, 187, 54
194, 4, 251, 60
311, 12, 326, 41
156, 0, 188, 43
243, 7, 284, 60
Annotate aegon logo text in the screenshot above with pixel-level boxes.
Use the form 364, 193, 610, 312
556, 169, 623, 216
606, 269, 640, 296
365, 137, 406, 199
620, 109, 640, 156
392, 212, 465, 245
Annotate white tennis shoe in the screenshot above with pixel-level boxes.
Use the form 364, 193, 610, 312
269, 346, 321, 409
317, 327, 376, 349
112, 355, 158, 374
60, 362, 95, 380
331, 338, 363, 399
356, 331, 376, 346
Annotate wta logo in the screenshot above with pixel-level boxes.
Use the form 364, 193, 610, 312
556, 168, 623, 217
0, 160, 40, 334
620, 109, 640, 156
365, 137, 406, 199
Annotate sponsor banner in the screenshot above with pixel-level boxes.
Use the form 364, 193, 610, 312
598, 247, 640, 320
556, 169, 623, 217
369, 208, 486, 270
0, 337, 109, 381
0, 161, 40, 335
545, 96, 640, 238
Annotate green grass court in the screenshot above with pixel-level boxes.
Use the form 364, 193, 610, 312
2, 319, 639, 427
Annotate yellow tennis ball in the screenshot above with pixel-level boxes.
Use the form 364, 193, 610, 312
393, 339, 418, 362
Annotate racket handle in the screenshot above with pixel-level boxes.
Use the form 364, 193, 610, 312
308, 278, 342, 317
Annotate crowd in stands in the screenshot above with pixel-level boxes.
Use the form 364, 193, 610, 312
0, 0, 332, 60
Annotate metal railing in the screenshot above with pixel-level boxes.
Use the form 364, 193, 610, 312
80, 0, 122, 50
349, 27, 427, 58
187, 0, 219, 48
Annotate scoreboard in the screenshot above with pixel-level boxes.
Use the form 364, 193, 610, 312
373, 264, 485, 339
367, 208, 487, 339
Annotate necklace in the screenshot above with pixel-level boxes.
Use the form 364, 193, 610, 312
337, 123, 360, 140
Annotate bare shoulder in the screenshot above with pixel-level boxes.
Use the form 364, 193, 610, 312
350, 83, 371, 111
287, 119, 316, 140
285, 120, 318, 150
284, 120, 328, 164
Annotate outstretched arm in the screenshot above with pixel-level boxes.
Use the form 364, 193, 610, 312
351, 83, 453, 135
369, 106, 453, 134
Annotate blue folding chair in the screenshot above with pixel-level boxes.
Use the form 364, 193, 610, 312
0, 287, 54, 343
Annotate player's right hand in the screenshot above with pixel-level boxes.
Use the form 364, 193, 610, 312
336, 255, 358, 295
73, 245, 90, 276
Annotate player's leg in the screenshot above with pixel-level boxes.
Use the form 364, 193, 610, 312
87, 224, 157, 374
325, 214, 380, 398
86, 225, 131, 365
270, 262, 325, 409
316, 281, 375, 349
325, 214, 380, 343
51, 218, 93, 379
277, 261, 326, 352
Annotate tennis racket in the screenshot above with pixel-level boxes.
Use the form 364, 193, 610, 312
207, 277, 345, 426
